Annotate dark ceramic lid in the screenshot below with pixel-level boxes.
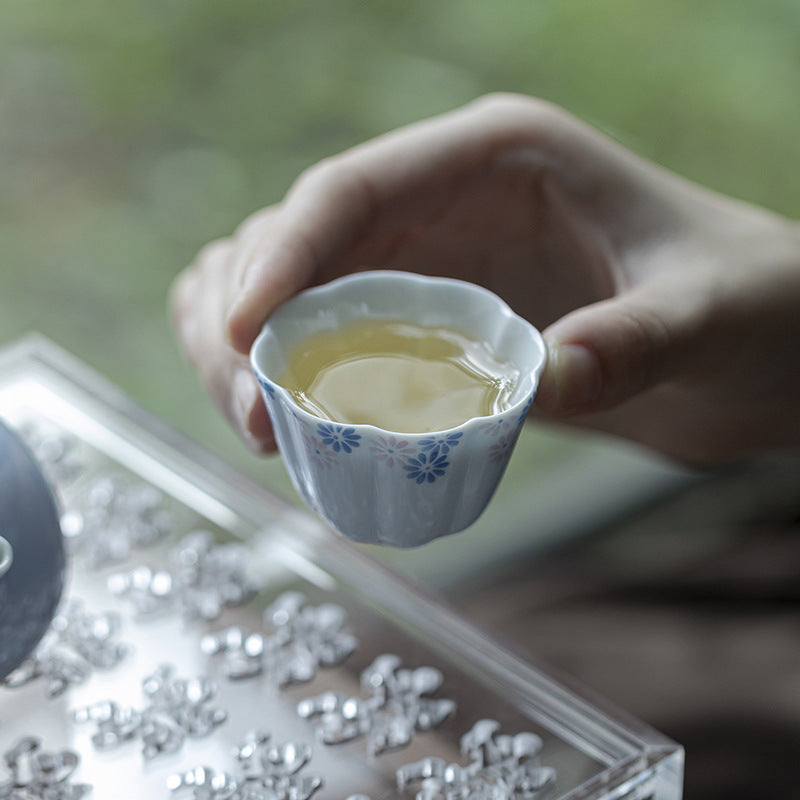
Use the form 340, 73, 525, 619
0, 420, 65, 680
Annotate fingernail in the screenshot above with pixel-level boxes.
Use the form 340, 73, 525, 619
232, 368, 258, 435
539, 342, 602, 413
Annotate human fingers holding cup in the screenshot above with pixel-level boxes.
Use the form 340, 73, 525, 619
171, 92, 800, 462
223, 93, 639, 352
170, 214, 277, 452
173, 94, 631, 451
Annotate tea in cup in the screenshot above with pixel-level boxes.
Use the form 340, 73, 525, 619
278, 319, 519, 433
251, 271, 546, 547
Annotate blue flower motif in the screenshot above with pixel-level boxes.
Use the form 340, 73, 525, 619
316, 423, 361, 454
516, 395, 534, 426
418, 431, 463, 459
404, 452, 450, 484
258, 377, 276, 396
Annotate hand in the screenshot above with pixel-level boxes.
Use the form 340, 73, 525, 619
170, 93, 800, 462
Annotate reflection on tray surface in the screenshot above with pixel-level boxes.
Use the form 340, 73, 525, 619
0, 341, 682, 799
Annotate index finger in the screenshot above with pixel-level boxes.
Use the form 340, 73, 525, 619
225, 95, 559, 353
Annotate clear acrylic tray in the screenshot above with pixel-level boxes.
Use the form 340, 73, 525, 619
0, 335, 683, 800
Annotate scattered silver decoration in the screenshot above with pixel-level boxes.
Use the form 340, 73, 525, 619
396, 719, 556, 800
297, 654, 456, 756
201, 591, 358, 684
167, 730, 322, 800
0, 736, 91, 799
73, 663, 227, 760
2, 600, 130, 698
108, 531, 259, 623
15, 419, 87, 490
62, 473, 174, 567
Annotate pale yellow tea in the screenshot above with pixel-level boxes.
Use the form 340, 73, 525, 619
278, 320, 518, 432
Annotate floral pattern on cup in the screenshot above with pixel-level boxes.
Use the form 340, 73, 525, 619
478, 417, 508, 436
303, 433, 337, 468
257, 376, 276, 397
369, 435, 415, 467
516, 395, 534, 426
304, 419, 524, 486
417, 432, 463, 459
251, 271, 547, 545
316, 424, 361, 454
489, 434, 516, 463
404, 452, 450, 485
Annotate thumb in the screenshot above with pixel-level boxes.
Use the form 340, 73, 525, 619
535, 287, 699, 415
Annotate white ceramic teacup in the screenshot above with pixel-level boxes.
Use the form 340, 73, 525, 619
251, 271, 546, 547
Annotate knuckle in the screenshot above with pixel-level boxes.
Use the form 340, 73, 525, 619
194, 237, 234, 272
196, 236, 231, 261
470, 91, 529, 113
288, 153, 375, 229
469, 92, 565, 130
292, 156, 342, 197
234, 206, 276, 242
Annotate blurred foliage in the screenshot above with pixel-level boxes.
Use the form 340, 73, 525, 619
1, 0, 799, 500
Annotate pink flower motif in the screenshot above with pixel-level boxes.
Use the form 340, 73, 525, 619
369, 435, 415, 467
489, 435, 514, 463
303, 433, 336, 468
479, 417, 507, 435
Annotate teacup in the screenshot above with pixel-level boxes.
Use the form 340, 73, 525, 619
0, 420, 65, 680
251, 271, 546, 547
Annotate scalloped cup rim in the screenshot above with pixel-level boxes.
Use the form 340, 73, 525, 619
250, 270, 547, 438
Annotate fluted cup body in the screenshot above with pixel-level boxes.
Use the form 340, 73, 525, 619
251, 271, 546, 547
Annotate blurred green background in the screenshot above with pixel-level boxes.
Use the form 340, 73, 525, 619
1, 0, 799, 573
